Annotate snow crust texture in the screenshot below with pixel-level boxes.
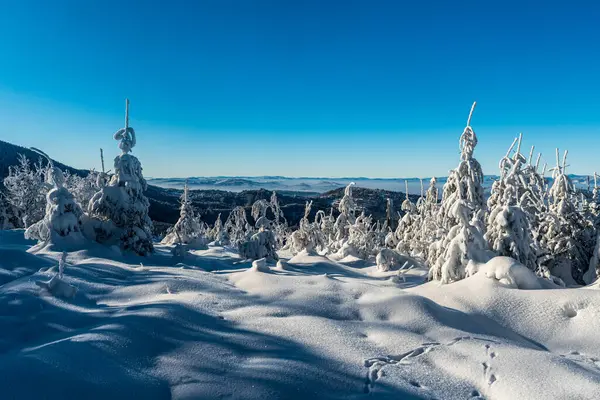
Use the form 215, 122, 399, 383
1, 230, 600, 400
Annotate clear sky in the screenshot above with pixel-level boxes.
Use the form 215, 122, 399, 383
0, 0, 599, 178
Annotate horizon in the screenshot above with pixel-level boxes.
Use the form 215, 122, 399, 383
1, 1, 599, 177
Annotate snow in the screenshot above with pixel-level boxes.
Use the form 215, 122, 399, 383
2, 231, 600, 399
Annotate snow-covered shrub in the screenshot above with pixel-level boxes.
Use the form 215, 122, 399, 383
376, 248, 402, 272
65, 170, 100, 210
3, 154, 47, 228
251, 199, 272, 228
289, 200, 326, 255
208, 213, 227, 244
470, 256, 545, 290
239, 228, 279, 262
86, 100, 154, 255
269, 191, 289, 249
344, 211, 378, 259
224, 206, 252, 246
162, 181, 207, 248
332, 183, 358, 249
24, 149, 85, 248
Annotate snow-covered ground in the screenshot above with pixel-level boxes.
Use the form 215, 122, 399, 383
2, 230, 600, 399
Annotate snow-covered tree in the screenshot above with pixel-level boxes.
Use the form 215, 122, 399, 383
224, 206, 252, 246
332, 182, 358, 248
429, 102, 489, 282
343, 211, 378, 259
24, 149, 85, 248
269, 191, 288, 249
208, 213, 227, 244
65, 171, 100, 210
315, 208, 336, 246
484, 136, 539, 271
3, 154, 47, 227
162, 181, 207, 248
289, 200, 326, 255
239, 227, 279, 261
436, 103, 485, 235
585, 173, 600, 283
86, 99, 154, 255
251, 199, 273, 229
537, 150, 592, 284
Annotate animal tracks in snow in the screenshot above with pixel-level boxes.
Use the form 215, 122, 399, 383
363, 336, 498, 394
483, 349, 497, 386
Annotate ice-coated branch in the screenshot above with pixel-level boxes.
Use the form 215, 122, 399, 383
528, 145, 535, 166
466, 101, 477, 127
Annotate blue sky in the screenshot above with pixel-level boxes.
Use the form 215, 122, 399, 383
0, 0, 599, 178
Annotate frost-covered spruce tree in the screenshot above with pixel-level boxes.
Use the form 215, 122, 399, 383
65, 170, 100, 210
484, 136, 538, 270
315, 209, 335, 246
393, 181, 418, 255
428, 102, 489, 282
343, 211, 378, 259
24, 149, 85, 247
162, 181, 206, 248
269, 191, 288, 249
437, 102, 485, 235
332, 182, 358, 248
3, 154, 48, 228
239, 227, 279, 261
224, 206, 252, 246
87, 100, 154, 255
289, 200, 326, 255
585, 173, 600, 283
251, 199, 273, 229
413, 177, 441, 262
209, 213, 227, 244
537, 150, 592, 284
238, 197, 281, 260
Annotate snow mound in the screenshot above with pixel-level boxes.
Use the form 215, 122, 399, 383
250, 258, 270, 272
35, 274, 78, 298
469, 256, 545, 289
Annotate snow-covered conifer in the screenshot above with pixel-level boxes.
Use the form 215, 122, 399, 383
24, 149, 85, 248
87, 99, 154, 255
162, 181, 207, 248
332, 182, 358, 248
484, 135, 539, 271
209, 213, 227, 244
428, 102, 489, 282
224, 206, 252, 246
239, 228, 279, 261
537, 150, 592, 284
289, 200, 326, 255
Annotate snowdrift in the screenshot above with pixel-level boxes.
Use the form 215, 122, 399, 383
1, 233, 599, 399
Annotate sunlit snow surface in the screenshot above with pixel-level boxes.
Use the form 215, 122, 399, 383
1, 230, 600, 399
